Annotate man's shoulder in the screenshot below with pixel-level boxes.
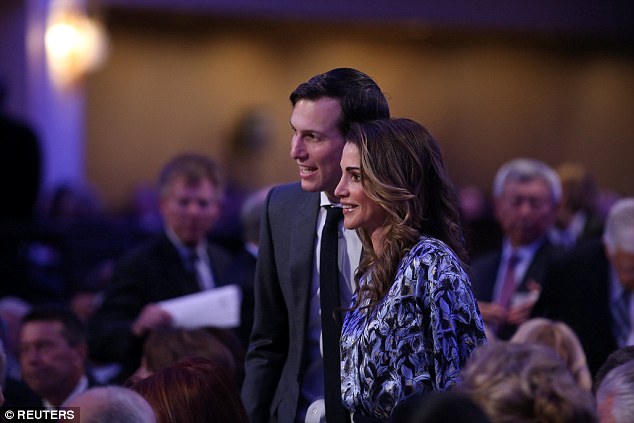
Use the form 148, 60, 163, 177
470, 248, 502, 269
535, 238, 565, 257
268, 182, 318, 211
116, 233, 174, 266
206, 240, 235, 262
269, 181, 310, 200
551, 238, 606, 270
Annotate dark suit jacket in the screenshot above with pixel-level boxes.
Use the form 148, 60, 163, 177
5, 372, 101, 408
2, 377, 43, 408
531, 239, 617, 375
88, 232, 234, 378
578, 214, 604, 246
470, 238, 563, 338
241, 183, 320, 423
229, 246, 257, 348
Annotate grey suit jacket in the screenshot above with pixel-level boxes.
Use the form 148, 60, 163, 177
242, 182, 320, 423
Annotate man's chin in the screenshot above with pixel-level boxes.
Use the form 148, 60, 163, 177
299, 179, 322, 193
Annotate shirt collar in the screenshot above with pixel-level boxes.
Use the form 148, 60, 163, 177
165, 227, 207, 259
43, 375, 88, 409
610, 264, 628, 301
502, 236, 546, 262
320, 191, 340, 208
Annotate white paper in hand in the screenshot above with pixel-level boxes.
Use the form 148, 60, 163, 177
158, 284, 241, 329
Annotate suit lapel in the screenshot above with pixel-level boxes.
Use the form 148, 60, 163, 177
520, 240, 561, 290
289, 192, 320, 319
157, 233, 199, 295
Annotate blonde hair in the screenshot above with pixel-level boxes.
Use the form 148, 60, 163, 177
510, 318, 593, 391
458, 342, 597, 423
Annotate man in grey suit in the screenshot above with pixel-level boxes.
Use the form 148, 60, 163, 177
241, 68, 390, 423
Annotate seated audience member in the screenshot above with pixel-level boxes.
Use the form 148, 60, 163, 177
127, 327, 237, 386
0, 339, 39, 410
88, 154, 240, 380
19, 305, 97, 408
593, 346, 634, 394
595, 360, 634, 423
32, 182, 119, 303
132, 357, 248, 423
0, 338, 40, 408
510, 317, 593, 391
457, 342, 597, 423
470, 158, 563, 340
1, 307, 41, 408
392, 391, 492, 423
61, 385, 156, 423
549, 162, 603, 249
532, 198, 634, 375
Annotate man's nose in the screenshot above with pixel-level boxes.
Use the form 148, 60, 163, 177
290, 136, 306, 160
21, 348, 39, 364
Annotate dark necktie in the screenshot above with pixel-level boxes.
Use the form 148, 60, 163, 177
186, 249, 205, 290
498, 253, 520, 309
319, 206, 349, 423
613, 289, 631, 347
496, 253, 520, 339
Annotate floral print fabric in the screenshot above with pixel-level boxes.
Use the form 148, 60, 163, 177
340, 236, 487, 419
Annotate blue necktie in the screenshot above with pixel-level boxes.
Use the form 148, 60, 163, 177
613, 289, 631, 347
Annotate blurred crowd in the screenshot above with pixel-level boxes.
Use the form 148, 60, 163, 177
2, 73, 633, 423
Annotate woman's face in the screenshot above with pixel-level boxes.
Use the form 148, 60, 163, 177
335, 142, 388, 236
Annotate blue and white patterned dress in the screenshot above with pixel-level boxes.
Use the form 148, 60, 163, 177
340, 236, 487, 419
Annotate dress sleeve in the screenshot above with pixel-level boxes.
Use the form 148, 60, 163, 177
417, 248, 486, 391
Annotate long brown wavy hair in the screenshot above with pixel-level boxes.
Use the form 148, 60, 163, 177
347, 118, 467, 310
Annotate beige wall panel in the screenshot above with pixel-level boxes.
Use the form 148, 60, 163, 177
86, 19, 634, 212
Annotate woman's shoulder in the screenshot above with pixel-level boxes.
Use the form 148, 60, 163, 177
408, 236, 459, 261
403, 236, 467, 281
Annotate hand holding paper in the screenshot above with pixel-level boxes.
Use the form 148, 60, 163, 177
158, 284, 242, 329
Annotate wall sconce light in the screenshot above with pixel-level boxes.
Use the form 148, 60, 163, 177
45, 2, 109, 88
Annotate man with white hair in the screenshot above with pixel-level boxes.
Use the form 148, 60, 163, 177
61, 386, 156, 423
596, 360, 634, 423
533, 197, 634, 375
470, 158, 564, 340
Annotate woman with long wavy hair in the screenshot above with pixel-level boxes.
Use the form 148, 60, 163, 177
334, 118, 486, 421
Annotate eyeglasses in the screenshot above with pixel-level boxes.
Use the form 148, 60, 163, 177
503, 195, 552, 211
